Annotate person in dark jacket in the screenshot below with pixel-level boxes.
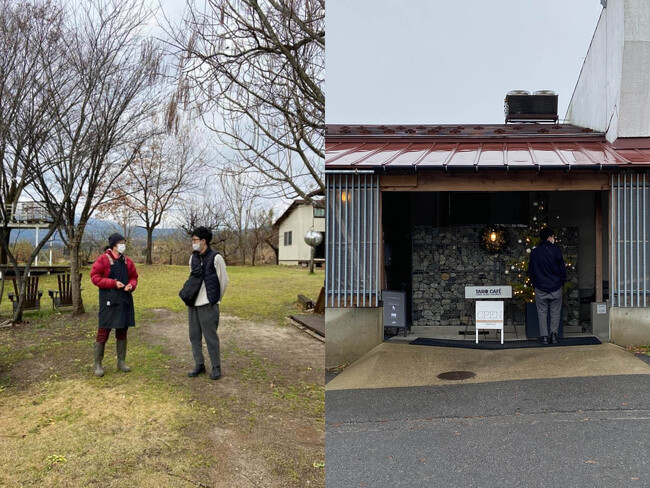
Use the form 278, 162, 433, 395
527, 227, 567, 345
90, 233, 138, 376
187, 227, 228, 380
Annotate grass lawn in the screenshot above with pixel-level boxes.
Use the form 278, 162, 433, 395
1, 264, 324, 324
0, 265, 325, 487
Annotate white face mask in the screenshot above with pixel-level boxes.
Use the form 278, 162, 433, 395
192, 243, 201, 252
116, 243, 126, 254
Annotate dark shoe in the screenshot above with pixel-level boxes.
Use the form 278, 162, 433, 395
188, 364, 206, 377
210, 366, 222, 380
116, 339, 131, 372
540, 336, 549, 345
550, 333, 558, 344
93, 342, 105, 377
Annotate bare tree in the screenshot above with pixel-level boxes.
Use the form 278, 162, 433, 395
0, 0, 64, 265
124, 128, 202, 265
31, 0, 165, 315
266, 223, 280, 264
0, 1, 74, 321
168, 0, 324, 202
176, 191, 226, 237
155, 228, 188, 265
248, 207, 276, 266
219, 170, 261, 265
97, 195, 138, 244
79, 227, 111, 265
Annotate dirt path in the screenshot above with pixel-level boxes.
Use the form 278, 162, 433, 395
139, 309, 325, 488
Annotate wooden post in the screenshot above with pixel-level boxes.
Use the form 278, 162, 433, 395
595, 192, 603, 302
608, 181, 614, 304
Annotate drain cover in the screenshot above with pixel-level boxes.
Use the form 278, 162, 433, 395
437, 371, 476, 381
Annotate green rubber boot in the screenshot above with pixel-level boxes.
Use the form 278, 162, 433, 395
116, 339, 131, 372
93, 342, 105, 377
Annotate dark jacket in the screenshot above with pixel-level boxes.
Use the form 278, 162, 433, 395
191, 248, 221, 305
528, 240, 566, 293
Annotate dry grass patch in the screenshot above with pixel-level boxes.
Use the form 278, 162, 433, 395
0, 378, 219, 487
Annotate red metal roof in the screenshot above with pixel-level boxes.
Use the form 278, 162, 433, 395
325, 124, 650, 170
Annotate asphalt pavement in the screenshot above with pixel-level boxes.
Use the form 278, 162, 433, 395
327, 370, 650, 487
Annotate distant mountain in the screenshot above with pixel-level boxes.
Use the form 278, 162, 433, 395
7, 218, 178, 245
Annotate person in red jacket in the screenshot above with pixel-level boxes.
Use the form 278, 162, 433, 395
90, 233, 138, 377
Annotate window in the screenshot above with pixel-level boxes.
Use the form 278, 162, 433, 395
283, 231, 292, 246
313, 206, 325, 218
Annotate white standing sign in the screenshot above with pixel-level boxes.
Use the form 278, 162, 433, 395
475, 300, 504, 344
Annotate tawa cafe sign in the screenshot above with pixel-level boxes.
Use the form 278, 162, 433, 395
465, 286, 512, 299
465, 286, 511, 344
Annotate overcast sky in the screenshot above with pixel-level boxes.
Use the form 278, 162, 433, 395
326, 0, 603, 125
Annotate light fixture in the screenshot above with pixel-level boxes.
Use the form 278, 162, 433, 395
480, 225, 509, 254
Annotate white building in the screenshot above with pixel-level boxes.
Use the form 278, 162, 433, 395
275, 198, 325, 266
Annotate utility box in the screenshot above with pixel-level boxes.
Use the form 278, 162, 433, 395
591, 302, 610, 341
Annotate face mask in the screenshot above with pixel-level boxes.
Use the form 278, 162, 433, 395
116, 243, 126, 254
192, 243, 201, 252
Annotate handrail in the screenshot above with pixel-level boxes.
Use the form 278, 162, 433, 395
1, 202, 52, 223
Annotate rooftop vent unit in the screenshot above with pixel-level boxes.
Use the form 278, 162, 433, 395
504, 90, 558, 124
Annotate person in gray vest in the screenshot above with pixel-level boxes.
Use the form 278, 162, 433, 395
187, 227, 229, 380
528, 227, 566, 345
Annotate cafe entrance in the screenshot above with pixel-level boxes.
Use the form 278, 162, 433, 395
382, 189, 608, 339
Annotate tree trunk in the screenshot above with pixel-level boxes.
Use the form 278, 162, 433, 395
12, 275, 25, 323
146, 227, 154, 265
69, 239, 85, 315
266, 241, 279, 264
0, 227, 12, 265
0, 274, 5, 310
251, 243, 257, 266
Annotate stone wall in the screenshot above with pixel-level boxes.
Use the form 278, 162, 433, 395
412, 226, 580, 327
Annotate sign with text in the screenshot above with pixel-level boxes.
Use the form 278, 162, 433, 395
475, 300, 504, 329
382, 290, 406, 329
475, 300, 505, 344
465, 285, 512, 299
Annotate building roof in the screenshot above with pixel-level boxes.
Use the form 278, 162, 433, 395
273, 199, 324, 228
325, 124, 650, 171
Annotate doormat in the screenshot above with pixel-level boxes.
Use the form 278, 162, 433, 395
409, 337, 602, 350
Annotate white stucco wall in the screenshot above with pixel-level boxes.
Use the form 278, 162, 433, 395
567, 0, 650, 142
566, 2, 622, 139
278, 204, 325, 264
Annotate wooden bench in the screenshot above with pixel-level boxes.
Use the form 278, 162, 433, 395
8, 276, 43, 312
48, 273, 81, 310
297, 294, 315, 310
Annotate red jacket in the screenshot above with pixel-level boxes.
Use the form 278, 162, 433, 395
90, 249, 138, 291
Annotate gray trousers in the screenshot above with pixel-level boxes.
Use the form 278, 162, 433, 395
534, 288, 562, 337
188, 303, 220, 368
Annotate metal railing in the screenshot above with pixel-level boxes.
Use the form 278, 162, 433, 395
1, 202, 52, 223
610, 172, 649, 307
325, 172, 380, 307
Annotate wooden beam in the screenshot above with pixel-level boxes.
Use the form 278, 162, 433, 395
595, 192, 603, 302
380, 171, 611, 192
379, 174, 417, 188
